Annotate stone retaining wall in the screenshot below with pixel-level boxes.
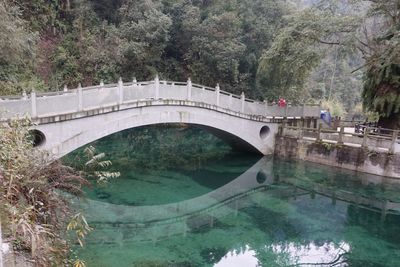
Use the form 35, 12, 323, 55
275, 136, 400, 178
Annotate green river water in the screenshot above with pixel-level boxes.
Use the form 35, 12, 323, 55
68, 126, 400, 267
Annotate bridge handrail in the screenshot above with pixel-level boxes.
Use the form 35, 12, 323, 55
0, 78, 321, 120
285, 125, 399, 141
0, 79, 320, 106
191, 82, 216, 92
282, 123, 400, 153
0, 95, 26, 100
162, 80, 186, 86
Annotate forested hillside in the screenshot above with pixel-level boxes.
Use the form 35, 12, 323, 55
1, 0, 289, 98
1, 0, 399, 125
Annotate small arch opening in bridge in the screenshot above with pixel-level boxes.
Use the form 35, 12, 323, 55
29, 130, 46, 147
259, 126, 271, 140
256, 171, 267, 184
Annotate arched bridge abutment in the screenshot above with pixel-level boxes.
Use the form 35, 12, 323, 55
34, 103, 278, 159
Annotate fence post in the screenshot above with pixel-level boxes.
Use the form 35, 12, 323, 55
389, 130, 398, 154
118, 77, 124, 105
362, 126, 369, 148
154, 75, 160, 99
77, 83, 83, 112
281, 118, 287, 136
132, 77, 137, 87
338, 125, 345, 145
31, 90, 37, 118
63, 85, 68, 92
215, 83, 220, 106
187, 78, 192, 101
240, 92, 245, 113
306, 118, 311, 128
298, 123, 303, 139
317, 123, 322, 141
284, 104, 288, 117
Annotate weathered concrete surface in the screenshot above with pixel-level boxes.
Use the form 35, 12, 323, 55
275, 136, 400, 178
36, 103, 279, 159
1, 243, 32, 267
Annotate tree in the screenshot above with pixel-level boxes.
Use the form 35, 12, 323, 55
187, 11, 246, 92
360, 0, 400, 129
117, 0, 172, 79
0, 0, 38, 95
256, 6, 359, 103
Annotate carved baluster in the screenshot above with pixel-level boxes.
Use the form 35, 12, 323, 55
187, 78, 192, 101
215, 83, 220, 106
31, 90, 37, 118
240, 92, 245, 113
77, 83, 83, 112
118, 77, 124, 105
154, 75, 160, 99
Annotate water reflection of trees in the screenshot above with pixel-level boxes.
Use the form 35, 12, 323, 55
98, 124, 233, 171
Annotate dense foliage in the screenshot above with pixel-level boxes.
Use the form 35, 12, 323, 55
257, 7, 360, 103
0, 0, 399, 124
0, 0, 289, 99
361, 0, 400, 128
0, 119, 119, 266
65, 124, 232, 171
0, 119, 86, 265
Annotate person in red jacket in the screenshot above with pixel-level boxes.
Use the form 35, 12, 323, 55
278, 98, 287, 107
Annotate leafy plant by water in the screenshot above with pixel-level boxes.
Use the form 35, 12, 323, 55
0, 119, 119, 266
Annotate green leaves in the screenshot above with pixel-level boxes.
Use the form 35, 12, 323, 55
361, 0, 400, 127
257, 7, 361, 103
67, 213, 92, 247
0, 119, 93, 265
82, 145, 120, 184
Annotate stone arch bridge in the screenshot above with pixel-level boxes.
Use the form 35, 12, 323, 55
0, 78, 320, 158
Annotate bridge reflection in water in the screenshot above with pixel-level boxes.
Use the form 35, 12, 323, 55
74, 157, 275, 240
73, 157, 400, 267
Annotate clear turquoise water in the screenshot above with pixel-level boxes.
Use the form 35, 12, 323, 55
70, 126, 400, 267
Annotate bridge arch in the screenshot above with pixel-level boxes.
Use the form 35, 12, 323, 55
0, 79, 320, 158
35, 104, 279, 159
29, 129, 46, 147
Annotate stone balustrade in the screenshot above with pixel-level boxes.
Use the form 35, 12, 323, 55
0, 78, 321, 121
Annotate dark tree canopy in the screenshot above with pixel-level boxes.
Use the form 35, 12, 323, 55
1, 0, 400, 127
361, 1, 400, 129
0, 0, 288, 100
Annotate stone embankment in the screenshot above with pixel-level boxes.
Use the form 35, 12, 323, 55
275, 126, 400, 178
1, 224, 31, 267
